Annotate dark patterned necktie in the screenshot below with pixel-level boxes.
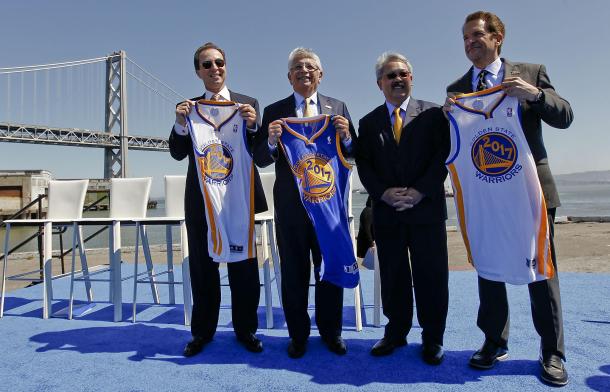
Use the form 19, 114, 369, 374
476, 70, 489, 91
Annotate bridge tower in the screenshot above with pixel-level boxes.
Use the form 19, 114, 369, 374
104, 50, 128, 178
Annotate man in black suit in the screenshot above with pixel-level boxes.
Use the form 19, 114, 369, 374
445, 11, 573, 386
253, 47, 356, 358
355, 52, 449, 365
169, 42, 268, 357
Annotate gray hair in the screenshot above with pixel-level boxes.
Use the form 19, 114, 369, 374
375, 52, 413, 80
288, 47, 323, 71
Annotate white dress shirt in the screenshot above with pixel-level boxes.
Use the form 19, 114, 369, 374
385, 96, 411, 129
294, 91, 320, 118
471, 57, 504, 91
173, 86, 233, 135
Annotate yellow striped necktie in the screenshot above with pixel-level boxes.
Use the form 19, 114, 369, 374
303, 98, 312, 118
393, 107, 403, 143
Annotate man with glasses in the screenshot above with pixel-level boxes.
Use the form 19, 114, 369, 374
170, 42, 268, 357
253, 47, 356, 358
355, 52, 449, 365
444, 11, 573, 386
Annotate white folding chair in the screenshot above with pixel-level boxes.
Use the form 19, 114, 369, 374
131, 175, 192, 325
70, 177, 154, 321
2, 179, 91, 319
255, 172, 282, 328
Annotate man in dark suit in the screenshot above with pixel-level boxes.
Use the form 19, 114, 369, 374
253, 47, 356, 358
169, 42, 268, 357
355, 52, 449, 365
445, 11, 573, 386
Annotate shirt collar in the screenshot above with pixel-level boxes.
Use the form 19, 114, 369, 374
294, 91, 318, 107
473, 57, 502, 79
385, 96, 411, 116
205, 86, 230, 101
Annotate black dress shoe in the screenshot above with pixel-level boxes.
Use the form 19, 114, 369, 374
540, 352, 569, 386
421, 343, 444, 365
370, 337, 408, 357
322, 336, 347, 355
469, 339, 508, 369
237, 333, 263, 353
183, 336, 212, 357
287, 339, 307, 359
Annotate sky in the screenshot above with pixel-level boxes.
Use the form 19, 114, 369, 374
1, 0, 609, 197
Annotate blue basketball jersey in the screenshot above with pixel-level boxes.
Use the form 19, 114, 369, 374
279, 114, 359, 288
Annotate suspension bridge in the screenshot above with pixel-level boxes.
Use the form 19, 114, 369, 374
0, 51, 186, 178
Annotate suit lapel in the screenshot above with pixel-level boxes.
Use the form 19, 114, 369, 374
318, 93, 334, 115
403, 98, 422, 129
459, 69, 474, 94
375, 104, 396, 150
502, 58, 520, 81
284, 94, 297, 117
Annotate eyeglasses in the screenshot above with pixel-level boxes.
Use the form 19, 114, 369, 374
291, 63, 319, 72
385, 71, 410, 80
201, 59, 225, 69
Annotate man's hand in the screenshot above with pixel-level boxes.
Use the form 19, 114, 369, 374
381, 187, 412, 210
397, 187, 423, 211
442, 94, 456, 119
175, 100, 195, 126
501, 77, 539, 101
238, 104, 257, 129
332, 115, 351, 141
268, 119, 284, 146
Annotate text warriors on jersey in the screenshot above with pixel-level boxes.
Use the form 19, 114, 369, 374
470, 126, 522, 184
292, 152, 336, 203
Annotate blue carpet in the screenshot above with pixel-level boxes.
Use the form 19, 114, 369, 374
0, 267, 608, 391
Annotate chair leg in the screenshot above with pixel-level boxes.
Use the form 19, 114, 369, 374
108, 226, 113, 304
140, 225, 160, 304
77, 226, 93, 302
354, 283, 363, 332
349, 216, 363, 331
111, 221, 122, 322
180, 222, 192, 326
267, 222, 282, 307
359, 282, 367, 325
68, 223, 78, 320
132, 223, 141, 323
373, 246, 381, 327
261, 221, 273, 329
1, 224, 11, 318
43, 222, 53, 319
165, 226, 175, 305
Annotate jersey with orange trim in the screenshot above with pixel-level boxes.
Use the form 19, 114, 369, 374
446, 86, 553, 285
186, 100, 256, 263
280, 115, 359, 288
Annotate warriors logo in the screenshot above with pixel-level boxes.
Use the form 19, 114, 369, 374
199, 143, 233, 181
471, 132, 518, 177
293, 153, 336, 203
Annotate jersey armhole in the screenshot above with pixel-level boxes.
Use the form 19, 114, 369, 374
445, 113, 461, 165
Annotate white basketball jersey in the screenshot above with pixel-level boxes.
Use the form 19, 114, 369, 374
186, 100, 256, 263
446, 86, 554, 285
